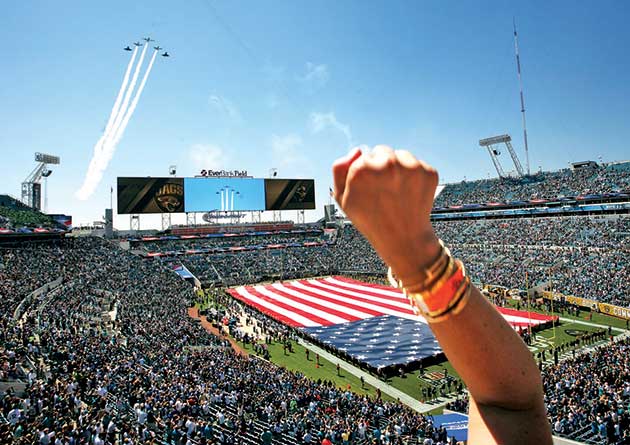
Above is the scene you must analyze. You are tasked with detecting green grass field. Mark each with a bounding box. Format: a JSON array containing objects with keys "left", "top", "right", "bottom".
[{"left": 237, "top": 339, "right": 396, "bottom": 401}]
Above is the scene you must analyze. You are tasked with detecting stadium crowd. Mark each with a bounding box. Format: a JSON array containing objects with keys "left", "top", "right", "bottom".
[
  {"left": 1, "top": 160, "right": 629, "bottom": 444},
  {"left": 446, "top": 338, "right": 630, "bottom": 444},
  {"left": 543, "top": 338, "right": 630, "bottom": 443},
  {"left": 1, "top": 238, "right": 457, "bottom": 444},
  {"left": 434, "top": 162, "right": 630, "bottom": 207},
  {"left": 146, "top": 215, "right": 629, "bottom": 307},
  {"left": 0, "top": 195, "right": 60, "bottom": 231}
]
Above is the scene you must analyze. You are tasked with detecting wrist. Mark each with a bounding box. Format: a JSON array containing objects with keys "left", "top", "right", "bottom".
[{"left": 388, "top": 230, "right": 441, "bottom": 285}]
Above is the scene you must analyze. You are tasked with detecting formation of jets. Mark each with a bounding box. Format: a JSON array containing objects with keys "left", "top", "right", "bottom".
[{"left": 123, "top": 37, "right": 171, "bottom": 57}]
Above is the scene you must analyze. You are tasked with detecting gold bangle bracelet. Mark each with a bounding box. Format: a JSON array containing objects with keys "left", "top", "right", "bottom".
[
  {"left": 388, "top": 239, "right": 473, "bottom": 323},
  {"left": 387, "top": 240, "right": 450, "bottom": 290}
]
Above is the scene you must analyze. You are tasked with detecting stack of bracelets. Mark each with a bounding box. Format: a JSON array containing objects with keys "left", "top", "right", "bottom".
[{"left": 387, "top": 240, "right": 472, "bottom": 323}]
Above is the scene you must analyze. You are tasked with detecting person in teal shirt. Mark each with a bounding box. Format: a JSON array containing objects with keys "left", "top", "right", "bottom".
[{"left": 261, "top": 429, "right": 273, "bottom": 445}]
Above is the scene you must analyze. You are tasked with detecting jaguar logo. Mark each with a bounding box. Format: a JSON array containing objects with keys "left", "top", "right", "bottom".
[{"left": 154, "top": 183, "right": 184, "bottom": 212}]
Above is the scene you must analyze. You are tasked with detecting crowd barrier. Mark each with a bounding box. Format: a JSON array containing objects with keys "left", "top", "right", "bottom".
[
  {"left": 13, "top": 277, "right": 64, "bottom": 320},
  {"left": 541, "top": 291, "right": 630, "bottom": 320}
]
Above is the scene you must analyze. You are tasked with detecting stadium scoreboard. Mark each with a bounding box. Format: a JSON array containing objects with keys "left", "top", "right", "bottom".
[{"left": 117, "top": 177, "right": 315, "bottom": 214}]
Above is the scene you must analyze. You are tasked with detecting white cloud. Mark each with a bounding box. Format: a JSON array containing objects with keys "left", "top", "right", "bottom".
[
  {"left": 309, "top": 111, "right": 354, "bottom": 148},
  {"left": 298, "top": 62, "right": 329, "bottom": 88},
  {"left": 189, "top": 144, "right": 225, "bottom": 170},
  {"left": 208, "top": 94, "right": 242, "bottom": 122},
  {"left": 271, "top": 133, "right": 305, "bottom": 169}
]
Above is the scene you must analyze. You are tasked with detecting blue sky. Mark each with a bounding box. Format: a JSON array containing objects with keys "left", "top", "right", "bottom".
[{"left": 2, "top": 1, "right": 629, "bottom": 227}]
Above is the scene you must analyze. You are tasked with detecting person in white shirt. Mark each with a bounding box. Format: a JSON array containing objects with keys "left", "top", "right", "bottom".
[
  {"left": 7, "top": 407, "right": 21, "bottom": 425},
  {"left": 186, "top": 418, "right": 197, "bottom": 437}
]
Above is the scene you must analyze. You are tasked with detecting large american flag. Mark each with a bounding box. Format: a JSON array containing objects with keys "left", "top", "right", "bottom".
[{"left": 228, "top": 276, "right": 555, "bottom": 369}]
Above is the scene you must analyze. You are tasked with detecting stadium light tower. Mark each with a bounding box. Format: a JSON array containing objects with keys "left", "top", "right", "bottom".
[
  {"left": 21, "top": 152, "right": 60, "bottom": 211},
  {"left": 479, "top": 134, "right": 525, "bottom": 179},
  {"left": 513, "top": 19, "right": 531, "bottom": 175}
]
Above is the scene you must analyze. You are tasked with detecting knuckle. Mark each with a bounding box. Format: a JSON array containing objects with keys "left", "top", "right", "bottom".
[{"left": 426, "top": 167, "right": 439, "bottom": 185}]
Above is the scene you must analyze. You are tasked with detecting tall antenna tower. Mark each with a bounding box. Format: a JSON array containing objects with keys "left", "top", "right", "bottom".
[{"left": 513, "top": 18, "right": 530, "bottom": 175}]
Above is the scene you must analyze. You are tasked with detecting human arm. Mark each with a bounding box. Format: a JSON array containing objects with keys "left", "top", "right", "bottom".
[{"left": 332, "top": 146, "right": 552, "bottom": 444}]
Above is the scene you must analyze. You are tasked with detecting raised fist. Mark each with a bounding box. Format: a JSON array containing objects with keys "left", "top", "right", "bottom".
[{"left": 332, "top": 145, "right": 441, "bottom": 282}]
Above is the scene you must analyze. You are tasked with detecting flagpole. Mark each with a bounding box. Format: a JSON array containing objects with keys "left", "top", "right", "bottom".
[{"left": 526, "top": 271, "right": 532, "bottom": 340}]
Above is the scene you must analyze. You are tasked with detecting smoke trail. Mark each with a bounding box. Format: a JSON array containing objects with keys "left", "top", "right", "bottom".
[
  {"left": 75, "top": 48, "right": 138, "bottom": 200},
  {"left": 76, "top": 43, "right": 149, "bottom": 200},
  {"left": 102, "top": 43, "right": 148, "bottom": 154},
  {"left": 109, "top": 50, "right": 158, "bottom": 150},
  {"left": 104, "top": 46, "right": 139, "bottom": 144}
]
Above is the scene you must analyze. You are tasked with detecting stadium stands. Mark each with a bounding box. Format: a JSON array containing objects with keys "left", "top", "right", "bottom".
[
  {"left": 0, "top": 238, "right": 451, "bottom": 444},
  {"left": 543, "top": 338, "right": 630, "bottom": 443},
  {"left": 2, "top": 161, "right": 629, "bottom": 443},
  {"left": 434, "top": 161, "right": 630, "bottom": 208},
  {"left": 138, "top": 215, "right": 629, "bottom": 308}
]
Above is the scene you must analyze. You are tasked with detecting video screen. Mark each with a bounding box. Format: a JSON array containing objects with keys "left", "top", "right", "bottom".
[
  {"left": 265, "top": 179, "right": 315, "bottom": 210},
  {"left": 117, "top": 177, "right": 185, "bottom": 214},
  {"left": 184, "top": 177, "right": 266, "bottom": 212}
]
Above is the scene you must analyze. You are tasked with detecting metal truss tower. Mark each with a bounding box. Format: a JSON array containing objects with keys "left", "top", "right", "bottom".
[
  {"left": 21, "top": 152, "right": 60, "bottom": 211},
  {"left": 479, "top": 134, "right": 525, "bottom": 178}
]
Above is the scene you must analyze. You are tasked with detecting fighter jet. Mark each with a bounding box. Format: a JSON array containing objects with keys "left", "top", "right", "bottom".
[
  {"left": 143, "top": 37, "right": 154, "bottom": 42},
  {"left": 124, "top": 46, "right": 132, "bottom": 51},
  {"left": 153, "top": 46, "right": 163, "bottom": 51},
  {"left": 134, "top": 42, "right": 142, "bottom": 47},
  {"left": 161, "top": 52, "right": 170, "bottom": 57}
]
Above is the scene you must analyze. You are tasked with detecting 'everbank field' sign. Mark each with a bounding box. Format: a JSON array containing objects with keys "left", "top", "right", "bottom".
[{"left": 198, "top": 170, "right": 250, "bottom": 178}]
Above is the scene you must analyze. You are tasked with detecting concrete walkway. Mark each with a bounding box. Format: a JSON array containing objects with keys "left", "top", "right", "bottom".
[{"left": 297, "top": 337, "right": 462, "bottom": 414}]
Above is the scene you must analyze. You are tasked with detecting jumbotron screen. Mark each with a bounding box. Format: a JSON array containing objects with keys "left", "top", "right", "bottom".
[
  {"left": 117, "top": 177, "right": 315, "bottom": 214},
  {"left": 118, "top": 177, "right": 185, "bottom": 214},
  {"left": 265, "top": 179, "right": 316, "bottom": 210},
  {"left": 184, "top": 177, "right": 266, "bottom": 212}
]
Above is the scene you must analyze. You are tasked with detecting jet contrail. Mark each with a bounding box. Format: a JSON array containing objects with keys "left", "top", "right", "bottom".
[
  {"left": 75, "top": 47, "right": 139, "bottom": 200},
  {"left": 109, "top": 49, "right": 158, "bottom": 151},
  {"left": 103, "top": 46, "right": 139, "bottom": 146},
  {"left": 105, "top": 43, "right": 149, "bottom": 152},
  {"left": 76, "top": 43, "right": 150, "bottom": 200}
]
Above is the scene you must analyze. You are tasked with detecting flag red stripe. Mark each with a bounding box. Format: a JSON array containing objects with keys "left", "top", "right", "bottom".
[
  {"left": 263, "top": 285, "right": 364, "bottom": 323},
  {"left": 227, "top": 288, "right": 304, "bottom": 327},
  {"left": 243, "top": 286, "right": 333, "bottom": 326},
  {"left": 333, "top": 275, "right": 404, "bottom": 293},
  {"left": 284, "top": 282, "right": 386, "bottom": 317},
  {"left": 497, "top": 306, "right": 556, "bottom": 321},
  {"left": 298, "top": 280, "right": 415, "bottom": 315}
]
